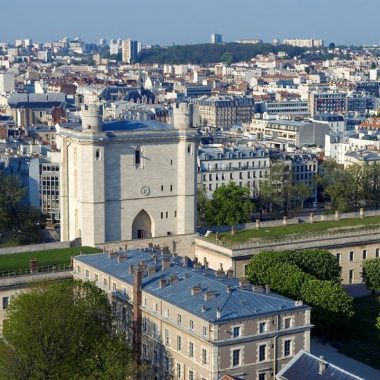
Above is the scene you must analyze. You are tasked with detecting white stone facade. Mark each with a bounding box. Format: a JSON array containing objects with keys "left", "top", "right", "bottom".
[{"left": 57, "top": 103, "right": 197, "bottom": 247}]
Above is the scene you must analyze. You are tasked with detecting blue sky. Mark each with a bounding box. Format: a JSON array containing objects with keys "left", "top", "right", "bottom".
[{"left": 0, "top": 0, "right": 378, "bottom": 45}]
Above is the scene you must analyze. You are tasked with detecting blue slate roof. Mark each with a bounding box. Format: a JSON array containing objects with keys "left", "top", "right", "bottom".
[
  {"left": 103, "top": 119, "right": 174, "bottom": 132},
  {"left": 276, "top": 350, "right": 364, "bottom": 380},
  {"left": 75, "top": 249, "right": 308, "bottom": 323}
]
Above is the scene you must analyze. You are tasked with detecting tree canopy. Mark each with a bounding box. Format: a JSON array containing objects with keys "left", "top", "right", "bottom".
[
  {"left": 0, "top": 280, "right": 140, "bottom": 379},
  {"left": 136, "top": 43, "right": 305, "bottom": 65},
  {"left": 317, "top": 161, "right": 380, "bottom": 212},
  {"left": 362, "top": 258, "right": 380, "bottom": 293},
  {"left": 0, "top": 173, "right": 45, "bottom": 246},
  {"left": 300, "top": 279, "right": 354, "bottom": 333},
  {"left": 259, "top": 161, "right": 312, "bottom": 215},
  {"left": 246, "top": 249, "right": 352, "bottom": 336},
  {"left": 200, "top": 182, "right": 255, "bottom": 226}
]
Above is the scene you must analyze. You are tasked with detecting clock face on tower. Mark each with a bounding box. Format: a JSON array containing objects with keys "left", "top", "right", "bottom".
[{"left": 140, "top": 186, "right": 150, "bottom": 197}]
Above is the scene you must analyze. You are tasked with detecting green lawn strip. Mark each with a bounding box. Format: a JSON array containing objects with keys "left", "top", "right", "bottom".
[
  {"left": 332, "top": 295, "right": 380, "bottom": 369},
  {"left": 215, "top": 216, "right": 380, "bottom": 244},
  {"left": 0, "top": 247, "right": 100, "bottom": 273}
]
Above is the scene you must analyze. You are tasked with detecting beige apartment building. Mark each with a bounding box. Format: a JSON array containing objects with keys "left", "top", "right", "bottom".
[
  {"left": 192, "top": 96, "right": 255, "bottom": 130},
  {"left": 73, "top": 249, "right": 312, "bottom": 380}
]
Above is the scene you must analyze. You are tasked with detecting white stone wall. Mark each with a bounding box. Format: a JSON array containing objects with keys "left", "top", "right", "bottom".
[{"left": 59, "top": 123, "right": 197, "bottom": 246}]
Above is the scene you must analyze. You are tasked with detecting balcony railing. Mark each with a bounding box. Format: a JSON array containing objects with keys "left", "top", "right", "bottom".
[{"left": 0, "top": 263, "right": 73, "bottom": 279}]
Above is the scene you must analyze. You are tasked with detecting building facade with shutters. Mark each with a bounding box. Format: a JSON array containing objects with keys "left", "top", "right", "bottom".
[{"left": 73, "top": 248, "right": 312, "bottom": 380}]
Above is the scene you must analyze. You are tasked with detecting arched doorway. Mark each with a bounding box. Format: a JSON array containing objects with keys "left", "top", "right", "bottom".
[{"left": 132, "top": 210, "right": 153, "bottom": 239}]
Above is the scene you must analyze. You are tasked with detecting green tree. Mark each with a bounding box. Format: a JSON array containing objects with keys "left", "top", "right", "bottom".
[
  {"left": 267, "top": 262, "right": 312, "bottom": 299},
  {"left": 363, "top": 164, "right": 380, "bottom": 209},
  {"left": 205, "top": 182, "right": 254, "bottom": 226},
  {"left": 362, "top": 258, "right": 380, "bottom": 293},
  {"left": 301, "top": 279, "right": 354, "bottom": 335},
  {"left": 285, "top": 249, "right": 341, "bottom": 282},
  {"left": 376, "top": 314, "right": 380, "bottom": 330},
  {"left": 0, "top": 280, "right": 140, "bottom": 379},
  {"left": 293, "top": 183, "right": 312, "bottom": 210},
  {"left": 197, "top": 186, "right": 210, "bottom": 227},
  {"left": 259, "top": 161, "right": 310, "bottom": 215},
  {"left": 220, "top": 52, "right": 233, "bottom": 66},
  {"left": 247, "top": 249, "right": 353, "bottom": 336},
  {"left": 0, "top": 173, "right": 45, "bottom": 246}
]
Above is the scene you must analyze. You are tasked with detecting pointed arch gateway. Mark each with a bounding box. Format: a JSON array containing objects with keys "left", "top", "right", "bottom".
[{"left": 132, "top": 210, "right": 154, "bottom": 239}]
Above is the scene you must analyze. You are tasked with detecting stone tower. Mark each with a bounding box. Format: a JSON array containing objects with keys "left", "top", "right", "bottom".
[
  {"left": 81, "top": 104, "right": 102, "bottom": 133},
  {"left": 172, "top": 102, "right": 193, "bottom": 130}
]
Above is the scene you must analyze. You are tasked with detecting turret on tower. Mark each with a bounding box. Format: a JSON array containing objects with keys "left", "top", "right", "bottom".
[
  {"left": 172, "top": 102, "right": 193, "bottom": 130},
  {"left": 81, "top": 104, "right": 103, "bottom": 133}
]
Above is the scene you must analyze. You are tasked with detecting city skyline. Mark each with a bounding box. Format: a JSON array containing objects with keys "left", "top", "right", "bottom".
[{"left": 1, "top": 0, "right": 380, "bottom": 46}]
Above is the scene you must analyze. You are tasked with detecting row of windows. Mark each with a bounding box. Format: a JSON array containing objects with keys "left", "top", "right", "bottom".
[
  {"left": 294, "top": 165, "right": 317, "bottom": 172},
  {"left": 203, "top": 160, "right": 268, "bottom": 171},
  {"left": 204, "top": 171, "right": 267, "bottom": 182},
  {"left": 160, "top": 211, "right": 177, "bottom": 219},
  {"left": 205, "top": 181, "right": 260, "bottom": 192},
  {"left": 336, "top": 248, "right": 380, "bottom": 263},
  {"left": 173, "top": 336, "right": 208, "bottom": 365}
]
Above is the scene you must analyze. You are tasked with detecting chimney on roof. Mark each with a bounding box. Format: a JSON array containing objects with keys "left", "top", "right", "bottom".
[
  {"left": 133, "top": 267, "right": 143, "bottom": 359},
  {"left": 319, "top": 356, "right": 327, "bottom": 375},
  {"left": 226, "top": 268, "right": 234, "bottom": 279},
  {"left": 204, "top": 260, "right": 209, "bottom": 270},
  {"left": 265, "top": 285, "right": 270, "bottom": 294},
  {"left": 117, "top": 253, "right": 128, "bottom": 263},
  {"left": 204, "top": 290, "right": 216, "bottom": 301},
  {"left": 162, "top": 258, "right": 171, "bottom": 270},
  {"left": 159, "top": 278, "right": 167, "bottom": 288},
  {"left": 239, "top": 277, "right": 250, "bottom": 289},
  {"left": 148, "top": 266, "right": 156, "bottom": 276},
  {"left": 183, "top": 256, "right": 190, "bottom": 267},
  {"left": 129, "top": 264, "right": 134, "bottom": 274},
  {"left": 216, "top": 263, "right": 225, "bottom": 278},
  {"left": 170, "top": 275, "right": 179, "bottom": 284},
  {"left": 191, "top": 284, "right": 202, "bottom": 296},
  {"left": 216, "top": 307, "right": 221, "bottom": 320}
]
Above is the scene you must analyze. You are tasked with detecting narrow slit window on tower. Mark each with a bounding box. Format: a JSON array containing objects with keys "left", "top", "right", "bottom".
[
  {"left": 187, "top": 144, "right": 192, "bottom": 155},
  {"left": 95, "top": 149, "right": 101, "bottom": 160},
  {"left": 135, "top": 147, "right": 141, "bottom": 167}
]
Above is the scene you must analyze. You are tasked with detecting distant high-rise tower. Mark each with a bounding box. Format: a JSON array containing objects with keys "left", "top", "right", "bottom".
[
  {"left": 99, "top": 38, "right": 107, "bottom": 47},
  {"left": 122, "top": 39, "right": 139, "bottom": 64},
  {"left": 211, "top": 34, "right": 222, "bottom": 44}
]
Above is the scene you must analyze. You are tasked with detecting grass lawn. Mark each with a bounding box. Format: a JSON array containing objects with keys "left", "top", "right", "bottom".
[
  {"left": 216, "top": 215, "right": 380, "bottom": 244},
  {"left": 0, "top": 247, "right": 100, "bottom": 273},
  {"left": 331, "top": 295, "right": 380, "bottom": 369}
]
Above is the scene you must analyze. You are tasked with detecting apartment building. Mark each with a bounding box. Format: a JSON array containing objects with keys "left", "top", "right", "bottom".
[
  {"left": 247, "top": 119, "right": 329, "bottom": 149},
  {"left": 198, "top": 145, "right": 270, "bottom": 198},
  {"left": 73, "top": 249, "right": 312, "bottom": 380},
  {"left": 286, "top": 153, "right": 319, "bottom": 199},
  {"left": 309, "top": 92, "right": 347, "bottom": 117},
  {"left": 0, "top": 152, "right": 60, "bottom": 223},
  {"left": 122, "top": 39, "right": 139, "bottom": 64},
  {"left": 283, "top": 39, "right": 323, "bottom": 48},
  {"left": 192, "top": 96, "right": 256, "bottom": 130},
  {"left": 264, "top": 101, "right": 309, "bottom": 116}
]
